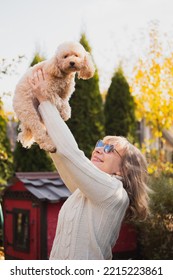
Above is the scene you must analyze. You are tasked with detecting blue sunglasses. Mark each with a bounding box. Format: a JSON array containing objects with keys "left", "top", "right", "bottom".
[{"left": 95, "top": 140, "right": 122, "bottom": 158}]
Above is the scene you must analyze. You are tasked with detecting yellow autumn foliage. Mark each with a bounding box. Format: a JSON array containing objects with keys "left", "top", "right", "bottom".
[
  {"left": 141, "top": 140, "right": 173, "bottom": 176},
  {"left": 130, "top": 24, "right": 173, "bottom": 139}
]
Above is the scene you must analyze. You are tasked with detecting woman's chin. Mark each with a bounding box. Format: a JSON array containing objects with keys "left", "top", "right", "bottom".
[{"left": 91, "top": 159, "right": 103, "bottom": 169}]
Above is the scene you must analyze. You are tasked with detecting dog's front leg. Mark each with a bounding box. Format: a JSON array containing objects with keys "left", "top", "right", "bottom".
[{"left": 59, "top": 100, "right": 71, "bottom": 121}]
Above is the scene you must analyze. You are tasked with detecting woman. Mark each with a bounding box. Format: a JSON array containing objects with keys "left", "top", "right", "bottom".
[{"left": 29, "top": 69, "right": 150, "bottom": 260}]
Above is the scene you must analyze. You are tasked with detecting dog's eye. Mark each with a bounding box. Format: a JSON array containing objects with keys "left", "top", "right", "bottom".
[
  {"left": 64, "top": 55, "right": 68, "bottom": 58},
  {"left": 75, "top": 55, "right": 78, "bottom": 57}
]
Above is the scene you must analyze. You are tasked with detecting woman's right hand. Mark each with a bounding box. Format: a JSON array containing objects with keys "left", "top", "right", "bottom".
[{"left": 28, "top": 69, "right": 48, "bottom": 103}]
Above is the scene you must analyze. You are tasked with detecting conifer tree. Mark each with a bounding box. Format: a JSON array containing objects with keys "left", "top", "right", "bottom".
[
  {"left": 0, "top": 99, "right": 13, "bottom": 185},
  {"left": 104, "top": 67, "right": 137, "bottom": 141},
  {"left": 67, "top": 33, "right": 105, "bottom": 158},
  {"left": 13, "top": 53, "right": 55, "bottom": 172}
]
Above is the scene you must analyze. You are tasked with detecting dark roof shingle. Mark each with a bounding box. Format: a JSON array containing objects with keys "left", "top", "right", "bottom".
[{"left": 15, "top": 172, "right": 71, "bottom": 202}]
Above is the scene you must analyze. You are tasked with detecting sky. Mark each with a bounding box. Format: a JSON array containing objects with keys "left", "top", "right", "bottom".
[{"left": 1, "top": 0, "right": 173, "bottom": 111}]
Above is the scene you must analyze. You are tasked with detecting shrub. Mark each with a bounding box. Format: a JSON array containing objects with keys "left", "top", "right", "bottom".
[{"left": 137, "top": 175, "right": 173, "bottom": 259}]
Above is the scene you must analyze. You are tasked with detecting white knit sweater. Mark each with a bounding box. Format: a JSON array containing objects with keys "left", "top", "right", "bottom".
[{"left": 39, "top": 101, "right": 129, "bottom": 260}]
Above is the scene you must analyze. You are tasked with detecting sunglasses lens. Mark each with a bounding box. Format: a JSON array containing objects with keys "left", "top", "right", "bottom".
[
  {"left": 96, "top": 141, "right": 115, "bottom": 154},
  {"left": 104, "top": 145, "right": 113, "bottom": 153},
  {"left": 96, "top": 140, "right": 104, "bottom": 148},
  {"left": 104, "top": 145, "right": 110, "bottom": 153}
]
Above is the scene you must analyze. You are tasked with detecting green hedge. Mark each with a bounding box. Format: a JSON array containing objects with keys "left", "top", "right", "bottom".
[{"left": 137, "top": 175, "right": 173, "bottom": 259}]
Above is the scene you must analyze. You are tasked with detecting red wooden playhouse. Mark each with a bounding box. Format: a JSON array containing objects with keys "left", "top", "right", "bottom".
[
  {"left": 2, "top": 172, "right": 70, "bottom": 260},
  {"left": 2, "top": 172, "right": 137, "bottom": 260}
]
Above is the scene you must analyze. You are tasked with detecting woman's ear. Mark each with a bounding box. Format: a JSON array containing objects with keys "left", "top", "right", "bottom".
[{"left": 78, "top": 52, "right": 95, "bottom": 80}]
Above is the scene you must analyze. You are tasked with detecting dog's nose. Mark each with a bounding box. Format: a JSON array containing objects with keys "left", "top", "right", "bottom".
[{"left": 70, "top": 61, "right": 75, "bottom": 67}]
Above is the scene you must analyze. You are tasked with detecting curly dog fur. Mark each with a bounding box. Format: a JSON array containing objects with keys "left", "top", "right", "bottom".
[{"left": 13, "top": 41, "right": 95, "bottom": 152}]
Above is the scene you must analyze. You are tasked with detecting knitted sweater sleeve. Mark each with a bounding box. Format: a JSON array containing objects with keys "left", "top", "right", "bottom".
[{"left": 39, "top": 101, "right": 129, "bottom": 205}]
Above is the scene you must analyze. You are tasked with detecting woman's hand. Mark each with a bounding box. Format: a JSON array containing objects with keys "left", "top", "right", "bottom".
[{"left": 29, "top": 69, "right": 47, "bottom": 103}]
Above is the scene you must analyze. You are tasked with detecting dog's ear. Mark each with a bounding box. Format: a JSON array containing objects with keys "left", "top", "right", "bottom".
[
  {"left": 45, "top": 57, "right": 62, "bottom": 77},
  {"left": 78, "top": 52, "right": 95, "bottom": 80}
]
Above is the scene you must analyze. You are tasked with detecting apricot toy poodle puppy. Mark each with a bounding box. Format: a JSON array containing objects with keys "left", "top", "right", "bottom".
[{"left": 13, "top": 41, "right": 95, "bottom": 152}]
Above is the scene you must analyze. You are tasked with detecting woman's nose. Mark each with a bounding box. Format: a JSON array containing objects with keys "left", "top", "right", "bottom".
[{"left": 95, "top": 147, "right": 104, "bottom": 154}]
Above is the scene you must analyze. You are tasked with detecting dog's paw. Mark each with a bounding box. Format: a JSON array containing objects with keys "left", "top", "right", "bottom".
[
  {"left": 39, "top": 142, "right": 57, "bottom": 153},
  {"left": 60, "top": 104, "right": 71, "bottom": 121},
  {"left": 61, "top": 113, "right": 71, "bottom": 121},
  {"left": 44, "top": 145, "right": 57, "bottom": 153},
  {"left": 49, "top": 146, "right": 57, "bottom": 153}
]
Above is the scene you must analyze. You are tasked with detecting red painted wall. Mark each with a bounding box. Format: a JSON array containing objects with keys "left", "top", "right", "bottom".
[{"left": 112, "top": 223, "right": 137, "bottom": 253}]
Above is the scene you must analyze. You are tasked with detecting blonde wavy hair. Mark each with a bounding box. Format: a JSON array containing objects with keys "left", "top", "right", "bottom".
[{"left": 103, "top": 135, "right": 151, "bottom": 221}]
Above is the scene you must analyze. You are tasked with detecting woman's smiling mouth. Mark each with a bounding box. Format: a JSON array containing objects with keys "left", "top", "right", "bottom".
[{"left": 91, "top": 156, "right": 104, "bottom": 162}]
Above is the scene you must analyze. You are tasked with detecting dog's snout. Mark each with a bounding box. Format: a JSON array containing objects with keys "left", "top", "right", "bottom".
[{"left": 70, "top": 61, "right": 75, "bottom": 67}]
